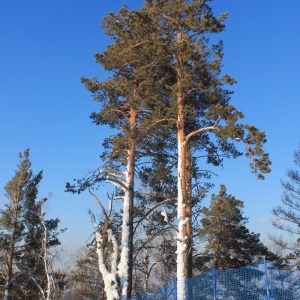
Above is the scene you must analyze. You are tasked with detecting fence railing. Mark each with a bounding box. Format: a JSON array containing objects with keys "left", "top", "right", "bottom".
[{"left": 129, "top": 259, "right": 300, "bottom": 300}]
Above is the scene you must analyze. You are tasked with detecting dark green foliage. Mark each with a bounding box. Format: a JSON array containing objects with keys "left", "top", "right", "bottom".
[
  {"left": 0, "top": 149, "right": 33, "bottom": 299},
  {"left": 19, "top": 198, "right": 63, "bottom": 300},
  {"left": 141, "top": 0, "right": 271, "bottom": 179},
  {"left": 73, "top": 0, "right": 272, "bottom": 291},
  {"left": 132, "top": 4, "right": 271, "bottom": 269},
  {"left": 131, "top": 1, "right": 271, "bottom": 282},
  {"left": 80, "top": 6, "right": 174, "bottom": 143},
  {"left": 77, "top": 6, "right": 179, "bottom": 297},
  {"left": 0, "top": 149, "right": 64, "bottom": 299},
  {"left": 195, "top": 185, "right": 279, "bottom": 272}
]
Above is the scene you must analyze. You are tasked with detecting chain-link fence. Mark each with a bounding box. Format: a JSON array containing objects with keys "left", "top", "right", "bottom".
[{"left": 129, "top": 259, "right": 300, "bottom": 300}]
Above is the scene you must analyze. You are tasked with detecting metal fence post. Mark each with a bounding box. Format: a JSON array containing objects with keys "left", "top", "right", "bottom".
[
  {"left": 263, "top": 258, "right": 271, "bottom": 300},
  {"left": 212, "top": 267, "right": 217, "bottom": 300},
  {"left": 174, "top": 279, "right": 177, "bottom": 300}
]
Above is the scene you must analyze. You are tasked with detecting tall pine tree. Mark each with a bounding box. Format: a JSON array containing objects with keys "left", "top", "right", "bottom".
[
  {"left": 73, "top": 2, "right": 271, "bottom": 298},
  {"left": 139, "top": 3, "right": 271, "bottom": 297},
  {"left": 72, "top": 6, "right": 175, "bottom": 298}
]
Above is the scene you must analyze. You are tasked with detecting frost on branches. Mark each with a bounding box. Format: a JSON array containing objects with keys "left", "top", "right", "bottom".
[
  {"left": 87, "top": 162, "right": 132, "bottom": 300},
  {"left": 89, "top": 210, "right": 119, "bottom": 300}
]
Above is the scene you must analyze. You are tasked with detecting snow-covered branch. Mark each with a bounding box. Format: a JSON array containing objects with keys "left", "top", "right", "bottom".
[{"left": 88, "top": 209, "right": 120, "bottom": 300}]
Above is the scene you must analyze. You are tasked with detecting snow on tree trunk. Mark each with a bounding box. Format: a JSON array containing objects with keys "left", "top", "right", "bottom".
[
  {"left": 88, "top": 155, "right": 133, "bottom": 300},
  {"left": 117, "top": 158, "right": 131, "bottom": 299},
  {"left": 89, "top": 210, "right": 119, "bottom": 300},
  {"left": 177, "top": 131, "right": 187, "bottom": 300}
]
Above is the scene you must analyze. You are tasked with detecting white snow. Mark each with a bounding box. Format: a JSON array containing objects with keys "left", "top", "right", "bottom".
[
  {"left": 161, "top": 207, "right": 169, "bottom": 223},
  {"left": 89, "top": 209, "right": 120, "bottom": 300},
  {"left": 182, "top": 217, "right": 189, "bottom": 225},
  {"left": 117, "top": 157, "right": 131, "bottom": 299},
  {"left": 176, "top": 138, "right": 187, "bottom": 300},
  {"left": 88, "top": 156, "right": 132, "bottom": 300}
]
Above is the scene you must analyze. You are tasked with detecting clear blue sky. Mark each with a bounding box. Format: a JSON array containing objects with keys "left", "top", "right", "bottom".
[{"left": 1, "top": 0, "right": 299, "bottom": 261}]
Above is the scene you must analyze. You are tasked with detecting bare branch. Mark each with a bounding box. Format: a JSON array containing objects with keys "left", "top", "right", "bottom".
[
  {"left": 89, "top": 190, "right": 109, "bottom": 221},
  {"left": 184, "top": 117, "right": 221, "bottom": 146},
  {"left": 133, "top": 199, "right": 173, "bottom": 234}
]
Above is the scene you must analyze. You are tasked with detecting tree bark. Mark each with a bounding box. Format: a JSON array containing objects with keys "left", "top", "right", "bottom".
[
  {"left": 176, "top": 22, "right": 189, "bottom": 300},
  {"left": 185, "top": 145, "right": 193, "bottom": 279},
  {"left": 127, "top": 105, "right": 137, "bottom": 299},
  {"left": 118, "top": 105, "right": 137, "bottom": 299}
]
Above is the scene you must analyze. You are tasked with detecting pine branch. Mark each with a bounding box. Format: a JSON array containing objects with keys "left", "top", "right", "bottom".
[{"left": 136, "top": 118, "right": 176, "bottom": 142}]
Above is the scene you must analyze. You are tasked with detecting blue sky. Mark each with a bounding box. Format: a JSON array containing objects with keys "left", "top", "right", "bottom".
[{"left": 1, "top": 0, "right": 299, "bottom": 260}]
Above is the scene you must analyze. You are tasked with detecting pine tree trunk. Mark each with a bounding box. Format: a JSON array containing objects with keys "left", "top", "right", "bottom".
[
  {"left": 177, "top": 127, "right": 187, "bottom": 300},
  {"left": 127, "top": 105, "right": 137, "bottom": 299},
  {"left": 119, "top": 106, "right": 137, "bottom": 299},
  {"left": 177, "top": 120, "right": 193, "bottom": 300},
  {"left": 185, "top": 146, "right": 193, "bottom": 279},
  {"left": 176, "top": 20, "right": 192, "bottom": 300},
  {"left": 119, "top": 156, "right": 134, "bottom": 300},
  {"left": 127, "top": 145, "right": 135, "bottom": 299},
  {"left": 177, "top": 85, "right": 188, "bottom": 300}
]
